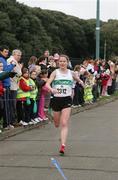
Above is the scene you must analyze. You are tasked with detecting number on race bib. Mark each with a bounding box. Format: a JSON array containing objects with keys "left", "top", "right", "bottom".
[{"left": 57, "top": 88, "right": 67, "bottom": 94}]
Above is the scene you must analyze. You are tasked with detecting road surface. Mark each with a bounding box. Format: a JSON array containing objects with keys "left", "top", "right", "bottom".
[{"left": 0, "top": 100, "right": 118, "bottom": 180}]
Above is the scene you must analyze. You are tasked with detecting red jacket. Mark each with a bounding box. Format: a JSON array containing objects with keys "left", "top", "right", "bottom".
[
  {"left": 19, "top": 78, "right": 31, "bottom": 92},
  {"left": 0, "top": 81, "right": 4, "bottom": 96},
  {"left": 17, "top": 77, "right": 32, "bottom": 101},
  {"left": 101, "top": 73, "right": 110, "bottom": 86}
]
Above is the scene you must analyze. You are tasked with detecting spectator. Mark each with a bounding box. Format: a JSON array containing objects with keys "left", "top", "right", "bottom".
[
  {"left": 0, "top": 62, "right": 5, "bottom": 121},
  {"left": 86, "top": 59, "right": 94, "bottom": 74},
  {"left": 43, "top": 49, "right": 50, "bottom": 65},
  {"left": 38, "top": 69, "right": 50, "bottom": 121},
  {"left": 73, "top": 65, "right": 84, "bottom": 107},
  {"left": 101, "top": 69, "right": 110, "bottom": 96},
  {"left": 7, "top": 49, "right": 22, "bottom": 125},
  {"left": 16, "top": 68, "right": 34, "bottom": 126},
  {"left": 108, "top": 60, "right": 116, "bottom": 94},
  {"left": 0, "top": 45, "right": 16, "bottom": 129},
  {"left": 29, "top": 70, "right": 39, "bottom": 124},
  {"left": 53, "top": 53, "right": 60, "bottom": 67},
  {"left": 37, "top": 55, "right": 47, "bottom": 70},
  {"left": 28, "top": 56, "right": 38, "bottom": 73},
  {"left": 84, "top": 71, "right": 94, "bottom": 104},
  {"left": 80, "top": 60, "right": 88, "bottom": 74},
  {"left": 47, "top": 56, "right": 57, "bottom": 77}
]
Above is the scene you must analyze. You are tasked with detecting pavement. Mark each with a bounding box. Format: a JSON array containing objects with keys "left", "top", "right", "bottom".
[
  {"left": 0, "top": 95, "right": 118, "bottom": 141},
  {"left": 0, "top": 96, "right": 118, "bottom": 179}
]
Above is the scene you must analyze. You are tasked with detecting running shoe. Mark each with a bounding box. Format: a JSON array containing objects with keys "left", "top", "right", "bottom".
[{"left": 59, "top": 144, "right": 65, "bottom": 155}]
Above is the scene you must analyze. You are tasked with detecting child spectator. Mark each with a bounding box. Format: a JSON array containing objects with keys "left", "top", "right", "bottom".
[
  {"left": 101, "top": 69, "right": 110, "bottom": 96},
  {"left": 73, "top": 65, "right": 83, "bottom": 107},
  {"left": 16, "top": 68, "right": 34, "bottom": 126},
  {"left": 29, "top": 70, "right": 39, "bottom": 124},
  {"left": 84, "top": 71, "right": 94, "bottom": 104},
  {"left": 38, "top": 69, "right": 50, "bottom": 121}
]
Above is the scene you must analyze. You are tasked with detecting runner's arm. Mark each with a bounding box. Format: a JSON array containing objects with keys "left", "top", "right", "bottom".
[{"left": 46, "top": 70, "right": 58, "bottom": 94}]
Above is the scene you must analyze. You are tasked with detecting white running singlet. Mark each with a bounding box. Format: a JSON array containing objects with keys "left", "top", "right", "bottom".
[{"left": 52, "top": 69, "right": 73, "bottom": 97}]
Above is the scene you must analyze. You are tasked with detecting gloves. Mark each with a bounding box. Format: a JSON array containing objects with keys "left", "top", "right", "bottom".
[{"left": 9, "top": 72, "right": 17, "bottom": 78}]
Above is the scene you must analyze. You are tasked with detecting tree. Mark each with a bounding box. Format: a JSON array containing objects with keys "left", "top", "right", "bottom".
[{"left": 0, "top": 0, "right": 117, "bottom": 63}]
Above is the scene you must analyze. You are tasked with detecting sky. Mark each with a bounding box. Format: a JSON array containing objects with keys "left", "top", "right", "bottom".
[{"left": 17, "top": 0, "right": 118, "bottom": 22}]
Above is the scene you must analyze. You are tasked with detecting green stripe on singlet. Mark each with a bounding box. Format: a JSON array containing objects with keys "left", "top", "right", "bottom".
[{"left": 53, "top": 79, "right": 73, "bottom": 86}]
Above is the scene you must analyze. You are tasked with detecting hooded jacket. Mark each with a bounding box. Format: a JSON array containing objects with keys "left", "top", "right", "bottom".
[{"left": 0, "top": 54, "right": 15, "bottom": 87}]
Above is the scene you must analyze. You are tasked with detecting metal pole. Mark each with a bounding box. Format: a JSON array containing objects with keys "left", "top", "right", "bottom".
[
  {"left": 96, "top": 0, "right": 100, "bottom": 59},
  {"left": 104, "top": 40, "right": 106, "bottom": 60}
]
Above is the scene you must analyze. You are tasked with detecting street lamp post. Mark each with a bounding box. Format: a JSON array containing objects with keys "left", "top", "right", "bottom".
[
  {"left": 96, "top": 0, "right": 100, "bottom": 59},
  {"left": 104, "top": 40, "right": 107, "bottom": 60}
]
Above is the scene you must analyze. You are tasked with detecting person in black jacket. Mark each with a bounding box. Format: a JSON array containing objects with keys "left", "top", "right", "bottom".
[{"left": 37, "top": 55, "right": 47, "bottom": 71}]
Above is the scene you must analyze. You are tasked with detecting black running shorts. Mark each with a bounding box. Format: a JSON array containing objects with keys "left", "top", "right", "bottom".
[{"left": 50, "top": 96, "right": 72, "bottom": 112}]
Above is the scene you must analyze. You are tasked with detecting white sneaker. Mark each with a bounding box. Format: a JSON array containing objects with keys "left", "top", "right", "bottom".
[
  {"left": 34, "top": 118, "right": 40, "bottom": 123},
  {"left": 37, "top": 117, "right": 43, "bottom": 121},
  {"left": 72, "top": 105, "right": 78, "bottom": 108},
  {"left": 4, "top": 126, "right": 10, "bottom": 130},
  {"left": 31, "top": 119, "right": 37, "bottom": 124},
  {"left": 43, "top": 117, "right": 48, "bottom": 121},
  {"left": 19, "top": 120, "right": 24, "bottom": 125},
  {"left": 20, "top": 121, "right": 28, "bottom": 126},
  {"left": 23, "top": 122, "right": 28, "bottom": 126},
  {"left": 9, "top": 124, "right": 14, "bottom": 129},
  {"left": 28, "top": 121, "right": 34, "bottom": 125},
  {"left": 105, "top": 94, "right": 110, "bottom": 96}
]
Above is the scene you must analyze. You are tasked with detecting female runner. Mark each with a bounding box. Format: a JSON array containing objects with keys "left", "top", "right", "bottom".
[{"left": 46, "top": 54, "right": 84, "bottom": 155}]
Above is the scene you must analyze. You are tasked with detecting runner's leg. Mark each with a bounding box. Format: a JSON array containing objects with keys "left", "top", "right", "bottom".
[
  {"left": 60, "top": 107, "right": 71, "bottom": 145},
  {"left": 53, "top": 111, "right": 61, "bottom": 128}
]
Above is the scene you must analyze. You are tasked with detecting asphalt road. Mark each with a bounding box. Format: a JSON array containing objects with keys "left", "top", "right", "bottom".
[{"left": 0, "top": 100, "right": 118, "bottom": 180}]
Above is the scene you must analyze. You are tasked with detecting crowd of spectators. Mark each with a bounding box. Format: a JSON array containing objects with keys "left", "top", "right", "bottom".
[{"left": 0, "top": 45, "right": 118, "bottom": 131}]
